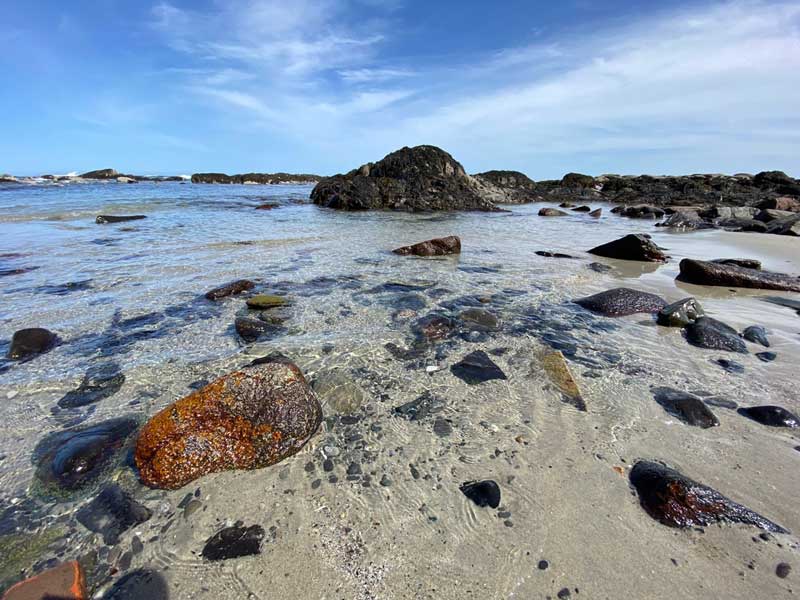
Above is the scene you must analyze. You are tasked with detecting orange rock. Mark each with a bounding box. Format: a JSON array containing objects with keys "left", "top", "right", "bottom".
[
  {"left": 2, "top": 561, "right": 87, "bottom": 600},
  {"left": 135, "top": 360, "right": 322, "bottom": 489}
]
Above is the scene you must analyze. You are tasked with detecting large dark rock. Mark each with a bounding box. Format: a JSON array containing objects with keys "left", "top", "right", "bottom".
[
  {"left": 473, "top": 170, "right": 537, "bottom": 203},
  {"left": 7, "top": 328, "right": 58, "bottom": 360},
  {"left": 753, "top": 170, "right": 800, "bottom": 195},
  {"left": 588, "top": 234, "right": 667, "bottom": 262},
  {"left": 652, "top": 387, "right": 719, "bottom": 428},
  {"left": 76, "top": 483, "right": 152, "bottom": 544},
  {"left": 205, "top": 279, "right": 255, "bottom": 300},
  {"left": 678, "top": 259, "right": 800, "bottom": 292},
  {"left": 737, "top": 406, "right": 799, "bottom": 428},
  {"left": 450, "top": 350, "right": 507, "bottom": 384},
  {"left": 135, "top": 361, "right": 322, "bottom": 489},
  {"left": 685, "top": 317, "right": 747, "bottom": 353},
  {"left": 32, "top": 417, "right": 139, "bottom": 500},
  {"left": 574, "top": 288, "right": 667, "bottom": 317},
  {"left": 657, "top": 297, "right": 704, "bottom": 327},
  {"left": 629, "top": 461, "right": 788, "bottom": 533},
  {"left": 392, "top": 236, "right": 461, "bottom": 257},
  {"left": 202, "top": 524, "right": 265, "bottom": 561},
  {"left": 310, "top": 146, "right": 498, "bottom": 211}
]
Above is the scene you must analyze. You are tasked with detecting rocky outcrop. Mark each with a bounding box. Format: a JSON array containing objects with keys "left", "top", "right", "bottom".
[
  {"left": 588, "top": 234, "right": 667, "bottom": 262},
  {"left": 311, "top": 146, "right": 498, "bottom": 211},
  {"left": 80, "top": 168, "right": 119, "bottom": 179},
  {"left": 574, "top": 288, "right": 667, "bottom": 317},
  {"left": 678, "top": 259, "right": 800, "bottom": 292},
  {"left": 473, "top": 170, "right": 537, "bottom": 203},
  {"left": 629, "top": 461, "right": 788, "bottom": 533},
  {"left": 134, "top": 360, "right": 322, "bottom": 489},
  {"left": 393, "top": 236, "right": 461, "bottom": 257},
  {"left": 191, "top": 172, "right": 322, "bottom": 184}
]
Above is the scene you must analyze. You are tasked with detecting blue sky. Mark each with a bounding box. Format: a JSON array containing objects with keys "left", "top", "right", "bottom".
[{"left": 1, "top": 0, "right": 799, "bottom": 177}]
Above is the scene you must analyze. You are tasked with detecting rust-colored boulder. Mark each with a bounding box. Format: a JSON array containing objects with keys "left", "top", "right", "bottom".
[
  {"left": 135, "top": 361, "right": 322, "bottom": 489},
  {"left": 2, "top": 561, "right": 87, "bottom": 600},
  {"left": 392, "top": 236, "right": 461, "bottom": 257}
]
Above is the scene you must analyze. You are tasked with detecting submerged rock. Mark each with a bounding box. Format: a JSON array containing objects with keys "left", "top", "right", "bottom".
[
  {"left": 678, "top": 259, "right": 800, "bottom": 292},
  {"left": 656, "top": 297, "right": 703, "bottom": 328},
  {"left": 652, "top": 387, "right": 719, "bottom": 428},
  {"left": 135, "top": 361, "right": 322, "bottom": 489},
  {"left": 737, "top": 406, "right": 799, "bottom": 428},
  {"left": 202, "top": 524, "right": 265, "bottom": 561},
  {"left": 756, "top": 351, "right": 777, "bottom": 362},
  {"left": 95, "top": 215, "right": 146, "bottom": 224},
  {"left": 1, "top": 561, "right": 87, "bottom": 600},
  {"left": 245, "top": 294, "right": 286, "bottom": 309},
  {"left": 234, "top": 316, "right": 285, "bottom": 343},
  {"left": 451, "top": 350, "right": 507, "bottom": 385},
  {"left": 312, "top": 371, "right": 367, "bottom": 414},
  {"left": 57, "top": 364, "right": 125, "bottom": 408},
  {"left": 204, "top": 279, "right": 255, "bottom": 300},
  {"left": 575, "top": 288, "right": 667, "bottom": 317},
  {"left": 588, "top": 234, "right": 667, "bottom": 262},
  {"left": 6, "top": 328, "right": 58, "bottom": 360},
  {"left": 535, "top": 251, "right": 575, "bottom": 259},
  {"left": 539, "top": 349, "right": 586, "bottom": 411},
  {"left": 392, "top": 236, "right": 461, "bottom": 257},
  {"left": 685, "top": 317, "right": 747, "bottom": 353},
  {"left": 741, "top": 325, "right": 770, "bottom": 347},
  {"left": 393, "top": 391, "right": 446, "bottom": 421},
  {"left": 538, "top": 208, "right": 568, "bottom": 217},
  {"left": 458, "top": 308, "right": 499, "bottom": 331},
  {"left": 629, "top": 461, "right": 788, "bottom": 533},
  {"left": 715, "top": 358, "right": 745, "bottom": 374},
  {"left": 412, "top": 313, "right": 457, "bottom": 342},
  {"left": 32, "top": 417, "right": 139, "bottom": 500},
  {"left": 76, "top": 483, "right": 152, "bottom": 544},
  {"left": 460, "top": 480, "right": 501, "bottom": 508}
]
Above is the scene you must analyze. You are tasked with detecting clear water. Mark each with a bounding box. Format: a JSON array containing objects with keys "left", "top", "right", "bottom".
[{"left": 0, "top": 182, "right": 798, "bottom": 599}]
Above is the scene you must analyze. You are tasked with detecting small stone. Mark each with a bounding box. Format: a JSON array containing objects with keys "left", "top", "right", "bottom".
[
  {"left": 776, "top": 562, "right": 791, "bottom": 579},
  {"left": 202, "top": 524, "right": 265, "bottom": 561},
  {"left": 588, "top": 233, "right": 668, "bottom": 262},
  {"left": 537, "top": 560, "right": 549, "bottom": 570},
  {"left": 742, "top": 325, "right": 770, "bottom": 347},
  {"left": 380, "top": 474, "right": 392, "bottom": 487},
  {"left": 347, "top": 462, "right": 362, "bottom": 476},
  {"left": 460, "top": 480, "right": 501, "bottom": 508},
  {"left": 657, "top": 298, "right": 704, "bottom": 328},
  {"left": 433, "top": 418, "right": 452, "bottom": 437},
  {"left": 76, "top": 483, "right": 152, "bottom": 544},
  {"left": 575, "top": 288, "right": 667, "bottom": 317},
  {"left": 557, "top": 588, "right": 571, "bottom": 599},
  {"left": 323, "top": 458, "right": 334, "bottom": 472},
  {"left": 685, "top": 317, "right": 748, "bottom": 353},
  {"left": 393, "top": 236, "right": 461, "bottom": 257},
  {"left": 714, "top": 358, "right": 744, "bottom": 374},
  {"left": 538, "top": 208, "right": 568, "bottom": 217}
]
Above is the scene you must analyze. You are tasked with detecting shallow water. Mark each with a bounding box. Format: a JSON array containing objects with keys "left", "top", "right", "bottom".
[{"left": 0, "top": 182, "right": 798, "bottom": 599}]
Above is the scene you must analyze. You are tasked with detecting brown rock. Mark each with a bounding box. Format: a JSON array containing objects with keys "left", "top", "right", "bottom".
[
  {"left": 135, "top": 361, "right": 322, "bottom": 489},
  {"left": 2, "top": 561, "right": 87, "bottom": 600},
  {"left": 392, "top": 236, "right": 461, "bottom": 257},
  {"left": 758, "top": 196, "right": 800, "bottom": 212},
  {"left": 204, "top": 279, "right": 255, "bottom": 300},
  {"left": 539, "top": 349, "right": 586, "bottom": 411}
]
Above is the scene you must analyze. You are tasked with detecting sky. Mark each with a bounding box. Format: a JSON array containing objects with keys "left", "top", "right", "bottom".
[{"left": 1, "top": 0, "right": 799, "bottom": 178}]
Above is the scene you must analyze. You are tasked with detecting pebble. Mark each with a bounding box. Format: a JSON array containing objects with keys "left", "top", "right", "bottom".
[
  {"left": 538, "top": 560, "right": 549, "bottom": 570},
  {"left": 557, "top": 588, "right": 572, "bottom": 599},
  {"left": 380, "top": 474, "right": 392, "bottom": 487},
  {"left": 776, "top": 562, "right": 791, "bottom": 579}
]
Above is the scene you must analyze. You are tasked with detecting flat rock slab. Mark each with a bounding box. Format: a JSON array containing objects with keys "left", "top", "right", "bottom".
[
  {"left": 450, "top": 350, "right": 507, "bottom": 384},
  {"left": 588, "top": 234, "right": 668, "bottom": 262},
  {"left": 202, "top": 524, "right": 265, "bottom": 561},
  {"left": 629, "top": 461, "right": 788, "bottom": 533},
  {"left": 96, "top": 215, "right": 146, "bottom": 224},
  {"left": 738, "top": 405, "right": 799, "bottom": 428},
  {"left": 685, "top": 317, "right": 747, "bottom": 353},
  {"left": 679, "top": 258, "right": 800, "bottom": 292},
  {"left": 540, "top": 349, "right": 586, "bottom": 411},
  {"left": 652, "top": 387, "right": 719, "bottom": 428},
  {"left": 575, "top": 288, "right": 667, "bottom": 317},
  {"left": 2, "top": 561, "right": 87, "bottom": 600},
  {"left": 393, "top": 236, "right": 461, "bottom": 257}
]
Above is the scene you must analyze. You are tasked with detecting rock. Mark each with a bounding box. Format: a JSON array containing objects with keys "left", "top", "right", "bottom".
[
  {"left": 755, "top": 209, "right": 795, "bottom": 223},
  {"left": 759, "top": 196, "right": 800, "bottom": 212},
  {"left": 205, "top": 279, "right": 255, "bottom": 300},
  {"left": 571, "top": 205, "right": 592, "bottom": 212},
  {"left": 192, "top": 172, "right": 321, "bottom": 184},
  {"left": 81, "top": 168, "right": 119, "bottom": 179},
  {"left": 116, "top": 176, "right": 137, "bottom": 184},
  {"left": 433, "top": 417, "right": 453, "bottom": 437},
  {"left": 412, "top": 313, "right": 457, "bottom": 341},
  {"left": 629, "top": 460, "right": 788, "bottom": 533},
  {"left": 255, "top": 203, "right": 280, "bottom": 210},
  {"left": 535, "top": 251, "right": 575, "bottom": 259},
  {"left": 678, "top": 259, "right": 800, "bottom": 292},
  {"left": 574, "top": 288, "right": 667, "bottom": 317},
  {"left": 657, "top": 210, "right": 711, "bottom": 230},
  {"left": 588, "top": 234, "right": 667, "bottom": 262},
  {"left": 737, "top": 406, "right": 799, "bottom": 428},
  {"left": 7, "top": 328, "right": 58, "bottom": 360},
  {"left": 741, "top": 325, "right": 770, "bottom": 347},
  {"left": 538, "top": 208, "right": 568, "bottom": 216},
  {"left": 460, "top": 480, "right": 501, "bottom": 508},
  {"left": 32, "top": 417, "right": 139, "bottom": 500},
  {"left": 473, "top": 170, "right": 537, "bottom": 203},
  {"left": 756, "top": 352, "right": 777, "bottom": 362},
  {"left": 202, "top": 524, "right": 265, "bottom": 561},
  {"left": 245, "top": 294, "right": 286, "bottom": 309},
  {"left": 234, "top": 316, "right": 284, "bottom": 343},
  {"left": 539, "top": 349, "right": 585, "bottom": 411},
  {"left": 704, "top": 397, "right": 738, "bottom": 410},
  {"left": 685, "top": 317, "right": 747, "bottom": 353},
  {"left": 560, "top": 173, "right": 595, "bottom": 188},
  {"left": 657, "top": 298, "right": 704, "bottom": 327},
  {"left": 458, "top": 308, "right": 499, "bottom": 331},
  {"left": 559, "top": 202, "right": 575, "bottom": 208},
  {"left": 450, "top": 350, "right": 507, "bottom": 385},
  {"left": 393, "top": 236, "right": 461, "bottom": 257},
  {"left": 588, "top": 208, "right": 602, "bottom": 217},
  {"left": 95, "top": 215, "right": 146, "bottom": 224},
  {"left": 765, "top": 213, "right": 800, "bottom": 236},
  {"left": 588, "top": 262, "right": 612, "bottom": 273},
  {"left": 762, "top": 296, "right": 800, "bottom": 315},
  {"left": 393, "top": 391, "right": 445, "bottom": 421},
  {"left": 1, "top": 561, "right": 87, "bottom": 600},
  {"left": 711, "top": 258, "right": 761, "bottom": 270},
  {"left": 754, "top": 171, "right": 800, "bottom": 195},
  {"left": 57, "top": 364, "right": 125, "bottom": 408},
  {"left": 310, "top": 146, "right": 498, "bottom": 211},
  {"left": 776, "top": 563, "right": 792, "bottom": 579},
  {"left": 703, "top": 206, "right": 757, "bottom": 220},
  {"left": 618, "top": 205, "right": 665, "bottom": 219},
  {"left": 715, "top": 358, "right": 744, "bottom": 374},
  {"left": 134, "top": 361, "right": 322, "bottom": 489},
  {"left": 76, "top": 484, "right": 152, "bottom": 544},
  {"left": 312, "top": 371, "right": 367, "bottom": 414},
  {"left": 652, "top": 387, "right": 719, "bottom": 428}
]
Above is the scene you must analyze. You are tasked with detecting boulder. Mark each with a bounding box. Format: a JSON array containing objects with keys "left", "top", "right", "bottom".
[
  {"left": 588, "top": 234, "right": 667, "bottom": 262},
  {"left": 205, "top": 279, "right": 255, "bottom": 300},
  {"left": 702, "top": 206, "right": 757, "bottom": 220},
  {"left": 629, "top": 461, "right": 788, "bottom": 533},
  {"left": 80, "top": 168, "right": 119, "bottom": 179},
  {"left": 617, "top": 205, "right": 665, "bottom": 219},
  {"left": 1, "top": 561, "right": 87, "bottom": 600},
  {"left": 575, "top": 288, "right": 667, "bottom": 317},
  {"left": 134, "top": 361, "right": 322, "bottom": 489},
  {"left": 310, "top": 146, "right": 497, "bottom": 211},
  {"left": 656, "top": 209, "right": 711, "bottom": 230},
  {"left": 678, "top": 259, "right": 800, "bottom": 292},
  {"left": 765, "top": 214, "right": 800, "bottom": 236},
  {"left": 393, "top": 236, "right": 461, "bottom": 257},
  {"left": 560, "top": 173, "right": 595, "bottom": 188},
  {"left": 741, "top": 325, "right": 769, "bottom": 347},
  {"left": 758, "top": 196, "right": 800, "bottom": 212},
  {"left": 651, "top": 387, "right": 719, "bottom": 428},
  {"left": 450, "top": 350, "right": 507, "bottom": 384},
  {"left": 95, "top": 215, "right": 146, "bottom": 224},
  {"left": 473, "top": 170, "right": 537, "bottom": 203},
  {"left": 588, "top": 208, "right": 602, "bottom": 217},
  {"left": 460, "top": 480, "right": 501, "bottom": 508},
  {"left": 538, "top": 208, "right": 568, "bottom": 216},
  {"left": 737, "top": 406, "right": 799, "bottom": 428},
  {"left": 685, "top": 317, "right": 747, "bottom": 353},
  {"left": 7, "top": 328, "right": 58, "bottom": 360},
  {"left": 657, "top": 297, "right": 704, "bottom": 327}
]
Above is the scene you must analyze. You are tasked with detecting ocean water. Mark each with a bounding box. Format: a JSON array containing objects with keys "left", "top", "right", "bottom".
[{"left": 0, "top": 182, "right": 798, "bottom": 599}]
